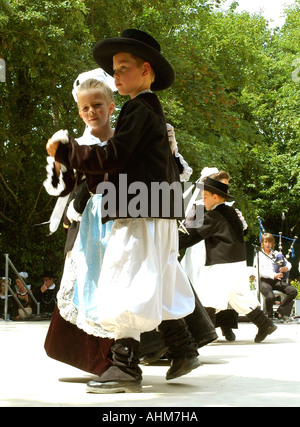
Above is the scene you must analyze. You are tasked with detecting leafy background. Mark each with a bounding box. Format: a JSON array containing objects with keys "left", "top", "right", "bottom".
[{"left": 0, "top": 0, "right": 299, "bottom": 285}]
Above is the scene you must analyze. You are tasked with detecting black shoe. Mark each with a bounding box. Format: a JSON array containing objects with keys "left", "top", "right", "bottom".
[
  {"left": 166, "top": 356, "right": 201, "bottom": 380},
  {"left": 247, "top": 307, "right": 277, "bottom": 343},
  {"left": 221, "top": 327, "right": 236, "bottom": 342},
  {"left": 86, "top": 366, "right": 142, "bottom": 394},
  {"left": 255, "top": 324, "right": 277, "bottom": 343},
  {"left": 278, "top": 314, "right": 293, "bottom": 323},
  {"left": 139, "top": 345, "right": 168, "bottom": 365}
]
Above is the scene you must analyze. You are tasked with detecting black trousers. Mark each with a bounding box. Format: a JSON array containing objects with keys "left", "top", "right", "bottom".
[
  {"left": 205, "top": 308, "right": 238, "bottom": 329},
  {"left": 140, "top": 286, "right": 217, "bottom": 357},
  {"left": 260, "top": 278, "right": 297, "bottom": 317},
  {"left": 215, "top": 309, "right": 239, "bottom": 329}
]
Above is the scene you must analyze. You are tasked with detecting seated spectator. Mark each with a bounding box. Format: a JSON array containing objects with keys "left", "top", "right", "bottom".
[
  {"left": 0, "top": 277, "right": 14, "bottom": 320},
  {"left": 254, "top": 233, "right": 297, "bottom": 321},
  {"left": 34, "top": 271, "right": 58, "bottom": 316},
  {"left": 12, "top": 272, "right": 33, "bottom": 320}
]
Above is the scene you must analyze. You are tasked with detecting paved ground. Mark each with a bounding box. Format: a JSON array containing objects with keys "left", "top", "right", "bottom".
[{"left": 1, "top": 318, "right": 300, "bottom": 408}]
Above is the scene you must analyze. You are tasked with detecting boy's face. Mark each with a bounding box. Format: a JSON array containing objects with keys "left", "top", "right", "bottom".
[
  {"left": 113, "top": 52, "right": 150, "bottom": 98},
  {"left": 262, "top": 238, "right": 273, "bottom": 251},
  {"left": 78, "top": 88, "right": 115, "bottom": 134},
  {"left": 202, "top": 190, "right": 224, "bottom": 211},
  {"left": 202, "top": 177, "right": 229, "bottom": 210},
  {"left": 42, "top": 277, "right": 54, "bottom": 289}
]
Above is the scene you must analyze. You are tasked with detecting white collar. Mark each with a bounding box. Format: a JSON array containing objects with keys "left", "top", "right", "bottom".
[{"left": 133, "top": 89, "right": 152, "bottom": 98}]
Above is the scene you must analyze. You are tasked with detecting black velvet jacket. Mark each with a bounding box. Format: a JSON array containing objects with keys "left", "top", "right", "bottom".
[
  {"left": 179, "top": 203, "right": 247, "bottom": 265},
  {"left": 55, "top": 92, "right": 184, "bottom": 222}
]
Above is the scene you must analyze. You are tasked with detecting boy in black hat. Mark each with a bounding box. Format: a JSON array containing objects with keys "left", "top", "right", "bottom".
[
  {"left": 46, "top": 29, "right": 199, "bottom": 393},
  {"left": 34, "top": 271, "right": 58, "bottom": 316},
  {"left": 180, "top": 173, "right": 277, "bottom": 343}
]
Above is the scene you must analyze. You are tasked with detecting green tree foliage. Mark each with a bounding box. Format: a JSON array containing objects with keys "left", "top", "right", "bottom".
[
  {"left": 0, "top": 0, "right": 92, "bottom": 280},
  {"left": 240, "top": 1, "right": 300, "bottom": 239},
  {"left": 0, "top": 0, "right": 299, "bottom": 280}
]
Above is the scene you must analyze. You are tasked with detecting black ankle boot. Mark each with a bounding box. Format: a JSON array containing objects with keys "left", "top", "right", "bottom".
[
  {"left": 221, "top": 327, "right": 236, "bottom": 342},
  {"left": 86, "top": 338, "right": 142, "bottom": 393},
  {"left": 139, "top": 329, "right": 168, "bottom": 364},
  {"left": 246, "top": 307, "right": 277, "bottom": 343},
  {"left": 158, "top": 319, "right": 201, "bottom": 380}
]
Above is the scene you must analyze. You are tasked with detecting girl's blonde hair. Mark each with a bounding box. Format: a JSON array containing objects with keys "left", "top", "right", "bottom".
[{"left": 76, "top": 78, "right": 114, "bottom": 104}]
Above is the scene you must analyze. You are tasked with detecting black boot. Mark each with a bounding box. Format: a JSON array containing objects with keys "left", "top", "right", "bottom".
[
  {"left": 221, "top": 327, "right": 236, "bottom": 342},
  {"left": 140, "top": 329, "right": 168, "bottom": 365},
  {"left": 184, "top": 289, "right": 218, "bottom": 347},
  {"left": 246, "top": 307, "right": 277, "bottom": 343},
  {"left": 86, "top": 338, "right": 142, "bottom": 393},
  {"left": 158, "top": 319, "right": 201, "bottom": 380}
]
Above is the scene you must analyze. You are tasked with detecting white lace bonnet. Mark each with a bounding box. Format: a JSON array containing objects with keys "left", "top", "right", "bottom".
[{"left": 72, "top": 68, "right": 117, "bottom": 102}]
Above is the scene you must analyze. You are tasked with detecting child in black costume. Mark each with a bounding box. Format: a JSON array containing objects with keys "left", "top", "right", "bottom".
[
  {"left": 46, "top": 29, "right": 201, "bottom": 393},
  {"left": 180, "top": 175, "right": 277, "bottom": 344}
]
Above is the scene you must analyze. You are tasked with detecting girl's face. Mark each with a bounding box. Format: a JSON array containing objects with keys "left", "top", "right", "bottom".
[
  {"left": 0, "top": 281, "right": 5, "bottom": 294},
  {"left": 78, "top": 88, "right": 115, "bottom": 136},
  {"left": 15, "top": 278, "right": 26, "bottom": 293}
]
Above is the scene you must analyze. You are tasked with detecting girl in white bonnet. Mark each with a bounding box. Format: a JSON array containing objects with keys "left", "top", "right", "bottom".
[{"left": 13, "top": 272, "right": 33, "bottom": 319}]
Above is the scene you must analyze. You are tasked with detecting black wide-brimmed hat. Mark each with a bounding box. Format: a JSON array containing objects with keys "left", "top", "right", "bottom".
[
  {"left": 92, "top": 29, "right": 175, "bottom": 91},
  {"left": 196, "top": 177, "right": 234, "bottom": 200},
  {"left": 40, "top": 271, "right": 56, "bottom": 278}
]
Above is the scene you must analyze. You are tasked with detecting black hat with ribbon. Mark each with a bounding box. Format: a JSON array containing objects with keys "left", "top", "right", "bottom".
[
  {"left": 196, "top": 177, "right": 234, "bottom": 200},
  {"left": 92, "top": 29, "right": 175, "bottom": 91}
]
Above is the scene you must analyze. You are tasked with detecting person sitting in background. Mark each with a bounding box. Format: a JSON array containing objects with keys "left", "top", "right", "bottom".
[
  {"left": 254, "top": 233, "right": 297, "bottom": 321},
  {"left": 12, "top": 272, "right": 33, "bottom": 320},
  {"left": 34, "top": 271, "right": 58, "bottom": 316},
  {"left": 0, "top": 278, "right": 14, "bottom": 320}
]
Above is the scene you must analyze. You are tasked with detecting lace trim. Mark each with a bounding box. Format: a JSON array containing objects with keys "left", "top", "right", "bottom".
[
  {"left": 174, "top": 148, "right": 193, "bottom": 182},
  {"left": 57, "top": 247, "right": 114, "bottom": 339},
  {"left": 43, "top": 157, "right": 67, "bottom": 196}
]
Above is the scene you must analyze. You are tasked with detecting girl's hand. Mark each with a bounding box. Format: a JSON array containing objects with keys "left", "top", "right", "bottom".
[
  {"left": 46, "top": 139, "right": 59, "bottom": 157},
  {"left": 46, "top": 129, "right": 69, "bottom": 157}
]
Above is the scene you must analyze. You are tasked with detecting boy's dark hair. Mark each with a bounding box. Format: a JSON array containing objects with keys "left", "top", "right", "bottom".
[{"left": 210, "top": 171, "right": 230, "bottom": 182}]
